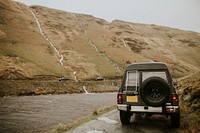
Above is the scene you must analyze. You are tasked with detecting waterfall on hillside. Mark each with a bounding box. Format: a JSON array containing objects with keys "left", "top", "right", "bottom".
[
  {"left": 122, "top": 39, "right": 132, "bottom": 51},
  {"left": 84, "top": 29, "right": 122, "bottom": 72},
  {"left": 30, "top": 10, "right": 64, "bottom": 66}
]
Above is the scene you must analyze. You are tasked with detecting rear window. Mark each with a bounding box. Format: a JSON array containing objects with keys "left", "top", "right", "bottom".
[
  {"left": 124, "top": 71, "right": 139, "bottom": 92},
  {"left": 125, "top": 71, "right": 139, "bottom": 86},
  {"left": 142, "top": 71, "right": 168, "bottom": 82}
]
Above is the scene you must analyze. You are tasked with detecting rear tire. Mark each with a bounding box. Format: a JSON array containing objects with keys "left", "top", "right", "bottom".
[
  {"left": 120, "top": 111, "right": 131, "bottom": 125},
  {"left": 170, "top": 113, "right": 180, "bottom": 128}
]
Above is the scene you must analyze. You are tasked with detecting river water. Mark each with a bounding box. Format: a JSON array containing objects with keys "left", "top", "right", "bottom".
[{"left": 0, "top": 93, "right": 116, "bottom": 133}]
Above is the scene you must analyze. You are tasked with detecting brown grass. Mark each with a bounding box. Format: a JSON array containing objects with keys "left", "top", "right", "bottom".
[
  {"left": 1, "top": 0, "right": 200, "bottom": 92},
  {"left": 51, "top": 105, "right": 116, "bottom": 133},
  {"left": 180, "top": 102, "right": 200, "bottom": 133},
  {"left": 176, "top": 71, "right": 200, "bottom": 132},
  {"left": 0, "top": 79, "right": 119, "bottom": 97},
  {"left": 0, "top": 0, "right": 69, "bottom": 79}
]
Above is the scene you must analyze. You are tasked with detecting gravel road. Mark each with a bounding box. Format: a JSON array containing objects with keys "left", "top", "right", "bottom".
[{"left": 0, "top": 93, "right": 116, "bottom": 133}]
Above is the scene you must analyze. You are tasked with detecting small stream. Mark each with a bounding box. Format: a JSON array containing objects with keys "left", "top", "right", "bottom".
[
  {"left": 30, "top": 9, "right": 122, "bottom": 85},
  {"left": 122, "top": 39, "right": 132, "bottom": 51},
  {"left": 30, "top": 10, "right": 64, "bottom": 66},
  {"left": 30, "top": 9, "right": 80, "bottom": 82},
  {"left": 73, "top": 71, "right": 78, "bottom": 82},
  {"left": 84, "top": 29, "right": 122, "bottom": 72}
]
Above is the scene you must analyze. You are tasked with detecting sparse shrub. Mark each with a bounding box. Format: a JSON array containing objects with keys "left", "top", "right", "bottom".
[
  {"left": 11, "top": 40, "right": 17, "bottom": 44},
  {"left": 191, "top": 89, "right": 200, "bottom": 100},
  {"left": 93, "top": 108, "right": 98, "bottom": 116},
  {"left": 179, "top": 39, "right": 197, "bottom": 47},
  {"left": 95, "top": 19, "right": 105, "bottom": 25},
  {"left": 188, "top": 42, "right": 197, "bottom": 47},
  {"left": 6, "top": 53, "right": 17, "bottom": 57},
  {"left": 115, "top": 32, "right": 122, "bottom": 35}
]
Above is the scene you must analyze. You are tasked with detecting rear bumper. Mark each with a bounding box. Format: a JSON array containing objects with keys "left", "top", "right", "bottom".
[
  {"left": 165, "top": 106, "right": 180, "bottom": 113},
  {"left": 117, "top": 104, "right": 179, "bottom": 113}
]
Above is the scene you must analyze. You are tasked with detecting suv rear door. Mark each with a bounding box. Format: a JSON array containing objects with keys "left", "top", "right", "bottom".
[{"left": 124, "top": 70, "right": 141, "bottom": 104}]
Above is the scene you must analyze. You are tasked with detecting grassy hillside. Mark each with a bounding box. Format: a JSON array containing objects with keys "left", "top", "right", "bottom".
[
  {"left": 176, "top": 72, "right": 200, "bottom": 132},
  {"left": 1, "top": 0, "right": 200, "bottom": 81},
  {"left": 0, "top": 0, "right": 69, "bottom": 79},
  {"left": 30, "top": 5, "right": 200, "bottom": 80}
]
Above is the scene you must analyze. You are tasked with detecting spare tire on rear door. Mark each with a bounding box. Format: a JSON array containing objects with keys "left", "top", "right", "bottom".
[{"left": 140, "top": 77, "right": 170, "bottom": 107}]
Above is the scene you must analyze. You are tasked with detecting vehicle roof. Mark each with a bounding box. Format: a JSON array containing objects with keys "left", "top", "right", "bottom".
[{"left": 126, "top": 62, "right": 168, "bottom": 71}]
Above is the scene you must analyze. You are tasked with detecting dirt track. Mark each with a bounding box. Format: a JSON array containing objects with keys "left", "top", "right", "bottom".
[{"left": 0, "top": 93, "right": 116, "bottom": 133}]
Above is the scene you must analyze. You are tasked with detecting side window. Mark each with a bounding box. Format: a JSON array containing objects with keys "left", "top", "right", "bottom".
[{"left": 142, "top": 71, "right": 168, "bottom": 82}]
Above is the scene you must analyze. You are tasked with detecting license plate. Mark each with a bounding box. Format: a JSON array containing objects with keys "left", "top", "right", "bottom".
[{"left": 126, "top": 96, "right": 138, "bottom": 102}]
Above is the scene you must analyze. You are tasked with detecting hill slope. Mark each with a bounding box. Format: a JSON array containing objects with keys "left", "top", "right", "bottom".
[
  {"left": 0, "top": 0, "right": 69, "bottom": 79},
  {"left": 176, "top": 71, "right": 200, "bottom": 132},
  {"left": 1, "top": 0, "right": 200, "bottom": 80}
]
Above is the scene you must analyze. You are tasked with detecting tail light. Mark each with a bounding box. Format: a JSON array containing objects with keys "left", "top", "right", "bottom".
[
  {"left": 117, "top": 93, "right": 123, "bottom": 104},
  {"left": 171, "top": 94, "right": 178, "bottom": 106}
]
